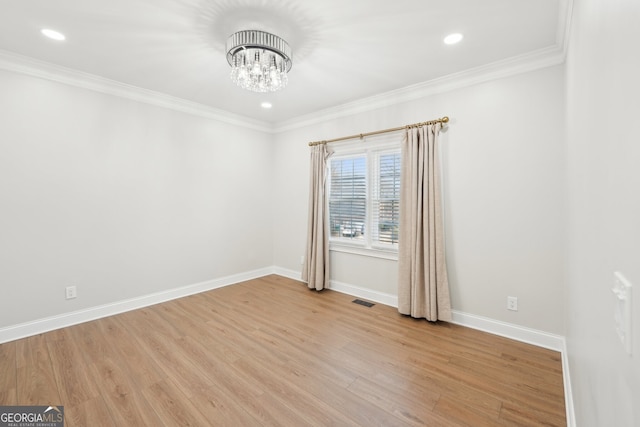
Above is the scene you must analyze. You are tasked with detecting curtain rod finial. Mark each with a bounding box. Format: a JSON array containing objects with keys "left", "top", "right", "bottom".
[{"left": 442, "top": 116, "right": 449, "bottom": 124}]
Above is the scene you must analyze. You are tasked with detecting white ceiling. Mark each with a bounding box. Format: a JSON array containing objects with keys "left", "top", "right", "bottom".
[{"left": 0, "top": 0, "right": 567, "bottom": 124}]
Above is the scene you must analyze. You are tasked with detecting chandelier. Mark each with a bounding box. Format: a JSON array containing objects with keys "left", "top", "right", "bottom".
[{"left": 225, "top": 30, "right": 292, "bottom": 93}]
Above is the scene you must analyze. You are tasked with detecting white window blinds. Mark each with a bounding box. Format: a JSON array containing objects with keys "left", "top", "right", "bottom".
[
  {"left": 372, "top": 151, "right": 401, "bottom": 245},
  {"left": 329, "top": 156, "right": 367, "bottom": 240},
  {"left": 328, "top": 143, "right": 401, "bottom": 252}
]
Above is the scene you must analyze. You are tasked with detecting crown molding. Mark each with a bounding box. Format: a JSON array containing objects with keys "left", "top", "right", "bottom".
[
  {"left": 274, "top": 44, "right": 566, "bottom": 133},
  {"left": 274, "top": 0, "right": 574, "bottom": 133},
  {"left": 0, "top": 0, "right": 573, "bottom": 137},
  {"left": 0, "top": 50, "right": 273, "bottom": 133}
]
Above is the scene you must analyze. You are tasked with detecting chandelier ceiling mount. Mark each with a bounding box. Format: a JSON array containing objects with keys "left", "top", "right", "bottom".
[{"left": 225, "top": 30, "right": 293, "bottom": 93}]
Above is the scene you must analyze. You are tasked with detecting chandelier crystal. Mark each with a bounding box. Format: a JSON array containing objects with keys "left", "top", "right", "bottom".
[{"left": 226, "top": 30, "right": 292, "bottom": 93}]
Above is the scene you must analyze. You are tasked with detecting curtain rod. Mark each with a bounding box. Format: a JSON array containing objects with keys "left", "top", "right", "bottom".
[{"left": 307, "top": 116, "right": 449, "bottom": 147}]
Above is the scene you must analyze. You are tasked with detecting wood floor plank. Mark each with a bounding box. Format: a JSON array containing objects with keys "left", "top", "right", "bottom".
[
  {"left": 499, "top": 400, "right": 567, "bottom": 426},
  {"left": 346, "top": 376, "right": 443, "bottom": 426},
  {"left": 16, "top": 335, "right": 62, "bottom": 405},
  {"left": 87, "top": 356, "right": 165, "bottom": 426},
  {"left": 0, "top": 340, "right": 17, "bottom": 405},
  {"left": 142, "top": 379, "right": 210, "bottom": 426},
  {"left": 187, "top": 384, "right": 264, "bottom": 427},
  {"left": 446, "top": 354, "right": 566, "bottom": 415},
  {"left": 66, "top": 319, "right": 114, "bottom": 366},
  {"left": 243, "top": 389, "right": 317, "bottom": 427},
  {"left": 99, "top": 316, "right": 166, "bottom": 388},
  {"left": 122, "top": 314, "right": 216, "bottom": 399},
  {"left": 334, "top": 336, "right": 504, "bottom": 421},
  {"left": 64, "top": 395, "right": 117, "bottom": 427},
  {"left": 166, "top": 299, "right": 256, "bottom": 366},
  {"left": 0, "top": 274, "right": 566, "bottom": 426},
  {"left": 250, "top": 326, "right": 359, "bottom": 389},
  {"left": 433, "top": 395, "right": 504, "bottom": 427},
  {"left": 231, "top": 355, "right": 361, "bottom": 426},
  {"left": 46, "top": 337, "right": 99, "bottom": 407},
  {"left": 173, "top": 335, "right": 266, "bottom": 401}
]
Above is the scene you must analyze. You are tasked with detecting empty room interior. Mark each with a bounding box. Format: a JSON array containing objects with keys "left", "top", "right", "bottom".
[{"left": 0, "top": 0, "right": 638, "bottom": 426}]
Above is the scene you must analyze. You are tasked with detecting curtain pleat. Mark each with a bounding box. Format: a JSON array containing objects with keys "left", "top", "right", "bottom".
[
  {"left": 302, "top": 144, "right": 333, "bottom": 290},
  {"left": 398, "top": 124, "right": 452, "bottom": 321}
]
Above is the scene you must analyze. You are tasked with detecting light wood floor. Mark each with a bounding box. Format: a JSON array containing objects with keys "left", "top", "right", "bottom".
[{"left": 0, "top": 275, "right": 566, "bottom": 426}]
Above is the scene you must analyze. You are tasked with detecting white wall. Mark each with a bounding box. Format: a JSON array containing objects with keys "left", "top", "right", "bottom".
[
  {"left": 4, "top": 2, "right": 638, "bottom": 420},
  {"left": 0, "top": 57, "right": 568, "bottom": 341},
  {"left": 565, "top": 0, "right": 640, "bottom": 425},
  {"left": 0, "top": 69, "right": 274, "bottom": 328},
  {"left": 273, "top": 65, "right": 566, "bottom": 334}
]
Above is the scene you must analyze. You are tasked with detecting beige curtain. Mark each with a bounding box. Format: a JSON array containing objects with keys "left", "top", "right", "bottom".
[
  {"left": 398, "top": 123, "right": 452, "bottom": 321},
  {"left": 302, "top": 144, "right": 333, "bottom": 290}
]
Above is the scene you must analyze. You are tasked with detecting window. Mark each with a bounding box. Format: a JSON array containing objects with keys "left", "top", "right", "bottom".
[
  {"left": 329, "top": 156, "right": 367, "bottom": 241},
  {"left": 372, "top": 152, "right": 401, "bottom": 245},
  {"left": 328, "top": 137, "right": 401, "bottom": 257}
]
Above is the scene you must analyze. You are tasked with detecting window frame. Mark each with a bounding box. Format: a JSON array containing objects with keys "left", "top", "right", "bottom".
[{"left": 327, "top": 134, "right": 401, "bottom": 260}]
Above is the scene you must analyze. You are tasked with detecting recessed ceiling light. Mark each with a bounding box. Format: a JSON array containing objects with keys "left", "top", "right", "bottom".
[
  {"left": 444, "top": 33, "right": 463, "bottom": 45},
  {"left": 41, "top": 28, "right": 66, "bottom": 41},
  {"left": 261, "top": 102, "right": 273, "bottom": 109}
]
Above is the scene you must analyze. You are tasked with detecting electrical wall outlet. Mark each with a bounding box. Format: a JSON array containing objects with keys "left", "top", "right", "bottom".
[
  {"left": 507, "top": 296, "right": 518, "bottom": 311},
  {"left": 65, "top": 286, "right": 77, "bottom": 300},
  {"left": 300, "top": 255, "right": 305, "bottom": 265}
]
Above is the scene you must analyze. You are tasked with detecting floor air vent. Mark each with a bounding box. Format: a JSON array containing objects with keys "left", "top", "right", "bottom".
[{"left": 352, "top": 299, "right": 375, "bottom": 308}]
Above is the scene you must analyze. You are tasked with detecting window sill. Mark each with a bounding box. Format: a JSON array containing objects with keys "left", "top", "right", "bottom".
[{"left": 329, "top": 242, "right": 398, "bottom": 261}]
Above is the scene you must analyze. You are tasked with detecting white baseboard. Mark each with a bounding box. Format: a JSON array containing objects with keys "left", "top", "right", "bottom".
[
  {"left": 0, "top": 267, "right": 567, "bottom": 353},
  {"left": 280, "top": 269, "right": 566, "bottom": 352},
  {"left": 560, "top": 339, "right": 576, "bottom": 427},
  {"left": 0, "top": 266, "right": 575, "bottom": 425},
  {"left": 448, "top": 311, "right": 575, "bottom": 425},
  {"left": 269, "top": 268, "right": 399, "bottom": 307},
  {"left": 319, "top": 279, "right": 575, "bottom": 425},
  {"left": 0, "top": 267, "right": 273, "bottom": 344},
  {"left": 269, "top": 268, "right": 400, "bottom": 307},
  {"left": 327, "top": 279, "right": 399, "bottom": 307},
  {"left": 449, "top": 310, "right": 565, "bottom": 352},
  {"left": 271, "top": 266, "right": 302, "bottom": 281}
]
